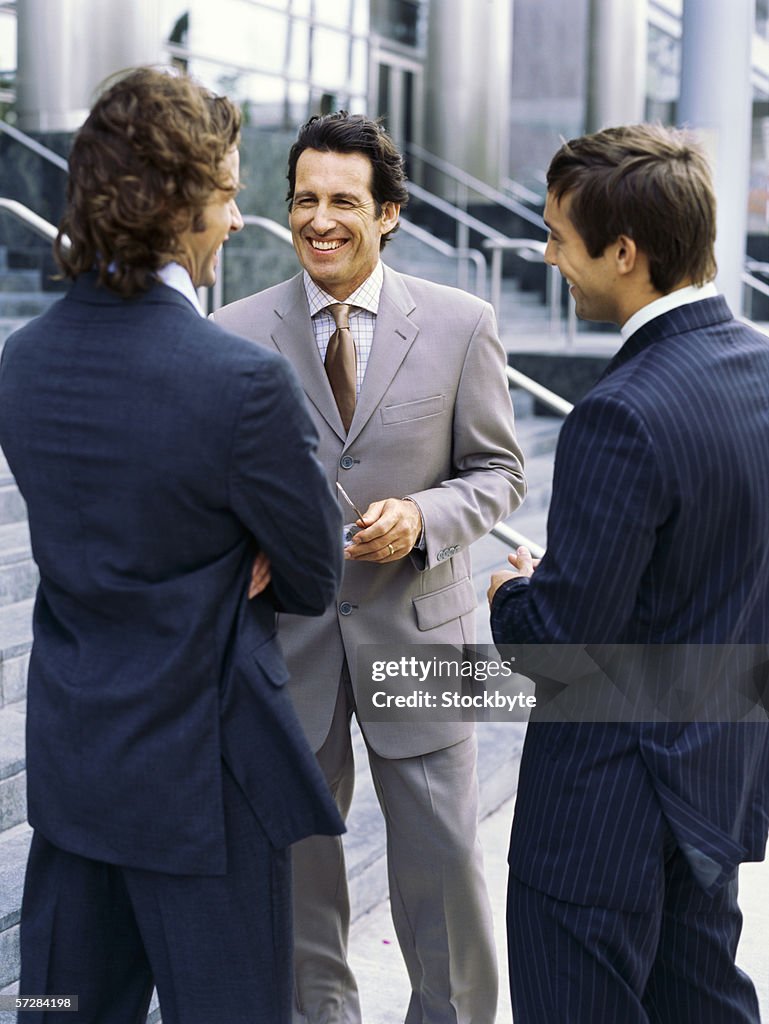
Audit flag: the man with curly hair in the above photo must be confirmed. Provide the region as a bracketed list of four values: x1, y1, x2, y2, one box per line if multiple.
[0, 67, 344, 1024]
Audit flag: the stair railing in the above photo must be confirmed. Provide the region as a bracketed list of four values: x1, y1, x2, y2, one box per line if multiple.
[0, 197, 68, 246]
[406, 180, 509, 294]
[0, 120, 68, 172]
[743, 265, 769, 325]
[489, 367, 572, 557]
[481, 237, 571, 341]
[405, 142, 546, 233]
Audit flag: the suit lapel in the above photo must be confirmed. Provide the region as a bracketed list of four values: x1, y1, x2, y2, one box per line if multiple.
[346, 267, 419, 446]
[270, 275, 346, 439]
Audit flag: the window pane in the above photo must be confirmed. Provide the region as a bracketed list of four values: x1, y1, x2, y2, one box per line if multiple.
[314, 0, 352, 30]
[312, 26, 351, 92]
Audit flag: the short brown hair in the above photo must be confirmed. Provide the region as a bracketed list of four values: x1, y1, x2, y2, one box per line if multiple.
[286, 112, 408, 250]
[56, 67, 241, 297]
[547, 124, 717, 293]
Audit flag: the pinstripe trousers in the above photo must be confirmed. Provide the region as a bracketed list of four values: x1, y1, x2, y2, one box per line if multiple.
[506, 828, 761, 1023]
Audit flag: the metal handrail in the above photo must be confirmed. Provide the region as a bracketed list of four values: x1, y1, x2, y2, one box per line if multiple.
[489, 522, 545, 560]
[407, 181, 511, 292]
[211, 214, 292, 309]
[396, 216, 487, 298]
[407, 181, 507, 243]
[743, 271, 769, 299]
[0, 197, 67, 246]
[742, 271, 769, 325]
[406, 142, 546, 232]
[506, 365, 573, 418]
[500, 175, 545, 207]
[481, 236, 575, 343]
[0, 120, 68, 172]
[487, 371, 572, 558]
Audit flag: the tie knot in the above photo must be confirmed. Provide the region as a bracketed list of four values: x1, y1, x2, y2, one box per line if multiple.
[328, 303, 351, 330]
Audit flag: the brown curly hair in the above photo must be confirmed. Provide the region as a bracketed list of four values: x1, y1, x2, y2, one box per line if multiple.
[55, 66, 241, 298]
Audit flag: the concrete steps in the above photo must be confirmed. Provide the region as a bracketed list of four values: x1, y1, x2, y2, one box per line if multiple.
[0, 264, 40, 1000]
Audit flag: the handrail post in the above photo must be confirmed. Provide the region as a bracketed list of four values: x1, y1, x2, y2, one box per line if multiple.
[566, 292, 577, 347]
[212, 255, 224, 312]
[548, 264, 561, 331]
[490, 244, 502, 315]
[457, 222, 470, 291]
[456, 181, 470, 292]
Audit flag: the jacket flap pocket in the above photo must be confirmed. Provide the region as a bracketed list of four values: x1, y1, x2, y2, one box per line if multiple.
[381, 395, 446, 425]
[413, 577, 477, 631]
[250, 633, 290, 687]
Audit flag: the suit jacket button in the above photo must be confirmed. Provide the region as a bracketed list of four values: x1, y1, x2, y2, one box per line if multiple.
[340, 456, 354, 470]
[339, 601, 353, 616]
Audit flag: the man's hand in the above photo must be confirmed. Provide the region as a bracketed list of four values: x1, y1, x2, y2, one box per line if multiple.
[345, 497, 422, 563]
[487, 546, 539, 605]
[248, 551, 272, 598]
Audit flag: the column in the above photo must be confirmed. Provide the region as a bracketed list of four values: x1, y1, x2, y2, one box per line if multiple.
[679, 0, 754, 314]
[585, 0, 648, 132]
[17, 0, 162, 132]
[423, 0, 512, 188]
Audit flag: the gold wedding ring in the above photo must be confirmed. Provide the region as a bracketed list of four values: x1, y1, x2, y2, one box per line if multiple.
[388, 543, 395, 557]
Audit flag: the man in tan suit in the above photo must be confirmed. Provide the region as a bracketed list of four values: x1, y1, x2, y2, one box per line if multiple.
[214, 112, 525, 1024]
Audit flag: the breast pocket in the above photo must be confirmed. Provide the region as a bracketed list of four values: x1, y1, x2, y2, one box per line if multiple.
[380, 395, 446, 425]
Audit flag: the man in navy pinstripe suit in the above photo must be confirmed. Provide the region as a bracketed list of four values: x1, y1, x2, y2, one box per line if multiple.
[488, 125, 769, 1022]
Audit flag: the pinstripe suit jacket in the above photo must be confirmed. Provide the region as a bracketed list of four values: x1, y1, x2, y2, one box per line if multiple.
[491, 296, 769, 910]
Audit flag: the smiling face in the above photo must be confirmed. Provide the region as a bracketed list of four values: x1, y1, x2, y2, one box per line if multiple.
[289, 148, 400, 300]
[543, 190, 622, 325]
[176, 147, 243, 289]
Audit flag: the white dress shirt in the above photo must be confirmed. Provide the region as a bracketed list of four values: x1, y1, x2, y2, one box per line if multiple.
[621, 282, 719, 343]
[157, 262, 205, 317]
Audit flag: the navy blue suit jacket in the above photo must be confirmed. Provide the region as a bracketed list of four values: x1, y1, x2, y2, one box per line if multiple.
[491, 296, 769, 909]
[0, 273, 345, 875]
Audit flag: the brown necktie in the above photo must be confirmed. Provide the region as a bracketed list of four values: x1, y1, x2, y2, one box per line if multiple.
[324, 303, 357, 432]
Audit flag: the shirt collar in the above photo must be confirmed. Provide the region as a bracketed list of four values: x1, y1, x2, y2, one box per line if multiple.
[157, 262, 205, 317]
[620, 282, 719, 342]
[303, 261, 384, 318]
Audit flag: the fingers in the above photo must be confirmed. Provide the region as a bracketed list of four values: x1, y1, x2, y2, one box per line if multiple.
[345, 497, 421, 563]
[507, 546, 535, 576]
[248, 551, 272, 598]
[488, 546, 537, 604]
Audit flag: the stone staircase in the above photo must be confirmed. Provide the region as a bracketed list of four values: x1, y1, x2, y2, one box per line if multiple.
[0, 445, 35, 1012]
[0, 254, 561, 1019]
[0, 255, 46, 1017]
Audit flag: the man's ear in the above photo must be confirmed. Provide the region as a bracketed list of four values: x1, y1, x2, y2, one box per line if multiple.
[379, 201, 400, 233]
[614, 233, 638, 276]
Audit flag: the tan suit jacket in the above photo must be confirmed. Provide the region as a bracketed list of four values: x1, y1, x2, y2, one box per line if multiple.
[214, 266, 525, 756]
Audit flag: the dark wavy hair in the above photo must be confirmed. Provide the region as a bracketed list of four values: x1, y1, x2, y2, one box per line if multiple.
[55, 66, 241, 298]
[286, 111, 409, 249]
[546, 124, 717, 294]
